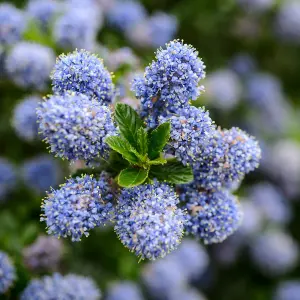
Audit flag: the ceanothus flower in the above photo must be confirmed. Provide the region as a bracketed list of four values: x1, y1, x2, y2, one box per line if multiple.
[229, 53, 256, 77]
[274, 280, 300, 300]
[0, 251, 16, 294]
[26, 0, 62, 29]
[205, 69, 242, 111]
[51, 50, 115, 104]
[250, 230, 298, 276]
[107, 0, 146, 31]
[180, 189, 243, 244]
[23, 235, 64, 272]
[192, 127, 261, 190]
[5, 42, 55, 90]
[132, 40, 206, 127]
[0, 3, 26, 45]
[106, 281, 144, 300]
[147, 12, 178, 48]
[53, 8, 100, 51]
[115, 182, 185, 260]
[22, 155, 61, 194]
[0, 158, 17, 201]
[21, 273, 101, 300]
[167, 288, 207, 300]
[41, 174, 115, 241]
[37, 93, 117, 161]
[159, 106, 215, 165]
[12, 96, 40, 142]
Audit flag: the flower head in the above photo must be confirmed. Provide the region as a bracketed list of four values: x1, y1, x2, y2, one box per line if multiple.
[21, 273, 101, 300]
[37, 93, 117, 161]
[274, 280, 300, 300]
[181, 189, 243, 244]
[51, 50, 115, 104]
[12, 96, 40, 142]
[106, 281, 143, 300]
[0, 251, 16, 294]
[0, 3, 26, 45]
[41, 174, 115, 241]
[5, 42, 55, 90]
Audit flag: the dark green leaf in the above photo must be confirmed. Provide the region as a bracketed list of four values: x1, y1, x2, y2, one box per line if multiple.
[107, 152, 129, 173]
[118, 167, 149, 188]
[114, 103, 143, 148]
[148, 122, 171, 160]
[149, 160, 193, 184]
[105, 136, 139, 164]
[137, 127, 148, 155]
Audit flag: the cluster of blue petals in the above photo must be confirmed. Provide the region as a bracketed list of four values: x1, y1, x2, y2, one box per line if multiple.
[0, 251, 16, 294]
[106, 281, 143, 300]
[37, 93, 117, 161]
[41, 174, 114, 241]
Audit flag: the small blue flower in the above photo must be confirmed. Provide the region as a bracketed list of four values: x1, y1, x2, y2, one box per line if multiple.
[0, 251, 16, 294]
[23, 235, 64, 272]
[22, 155, 61, 193]
[274, 280, 300, 300]
[251, 230, 298, 276]
[106, 281, 144, 300]
[51, 50, 115, 104]
[181, 189, 243, 244]
[147, 12, 178, 48]
[192, 127, 261, 190]
[41, 174, 115, 241]
[5, 42, 55, 90]
[37, 93, 117, 162]
[115, 182, 185, 260]
[132, 40, 206, 127]
[12, 96, 40, 142]
[26, 0, 62, 29]
[0, 3, 26, 46]
[159, 106, 215, 165]
[0, 158, 17, 201]
[205, 69, 242, 111]
[21, 273, 101, 300]
[107, 0, 146, 31]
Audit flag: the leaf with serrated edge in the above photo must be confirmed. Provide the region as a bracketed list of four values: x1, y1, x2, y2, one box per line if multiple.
[105, 136, 139, 164]
[148, 156, 167, 165]
[149, 161, 193, 184]
[118, 167, 149, 187]
[114, 103, 143, 148]
[148, 122, 171, 160]
[137, 127, 148, 155]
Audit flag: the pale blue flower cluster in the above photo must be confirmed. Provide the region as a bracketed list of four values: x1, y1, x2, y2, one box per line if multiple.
[115, 181, 185, 260]
[23, 235, 64, 272]
[180, 189, 243, 244]
[0, 3, 26, 45]
[51, 50, 115, 104]
[12, 96, 40, 142]
[37, 93, 116, 161]
[159, 106, 215, 165]
[5, 42, 55, 90]
[106, 281, 144, 300]
[41, 174, 114, 241]
[132, 40, 206, 127]
[0, 251, 16, 294]
[229, 53, 256, 77]
[21, 273, 101, 300]
[0, 158, 17, 201]
[274, 281, 300, 300]
[22, 155, 61, 193]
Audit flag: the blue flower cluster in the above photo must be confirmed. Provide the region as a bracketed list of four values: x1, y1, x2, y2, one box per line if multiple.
[115, 181, 185, 260]
[37, 92, 116, 161]
[51, 50, 115, 104]
[0, 158, 17, 201]
[21, 273, 101, 299]
[106, 281, 144, 300]
[12, 96, 40, 142]
[0, 251, 16, 294]
[274, 280, 300, 300]
[41, 174, 114, 241]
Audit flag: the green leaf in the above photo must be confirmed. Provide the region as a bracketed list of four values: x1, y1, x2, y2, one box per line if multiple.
[114, 103, 144, 148]
[148, 122, 171, 160]
[148, 156, 167, 165]
[149, 160, 193, 184]
[105, 136, 140, 164]
[137, 127, 148, 155]
[118, 167, 149, 188]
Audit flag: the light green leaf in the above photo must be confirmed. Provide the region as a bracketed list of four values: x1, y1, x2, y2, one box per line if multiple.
[118, 167, 149, 188]
[137, 127, 148, 155]
[148, 156, 167, 165]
